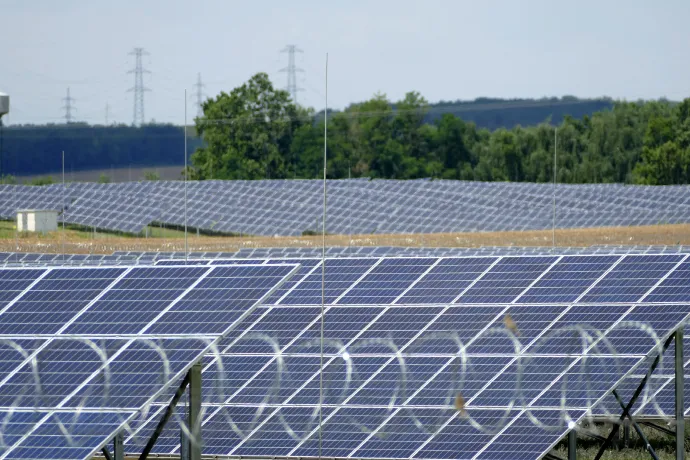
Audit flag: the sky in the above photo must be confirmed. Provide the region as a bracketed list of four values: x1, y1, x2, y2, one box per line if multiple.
[2, 0, 689, 126]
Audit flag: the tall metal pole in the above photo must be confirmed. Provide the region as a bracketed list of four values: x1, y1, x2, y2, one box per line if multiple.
[318, 52, 328, 460]
[62, 150, 65, 260]
[184, 89, 188, 261]
[552, 128, 557, 251]
[676, 326, 685, 460]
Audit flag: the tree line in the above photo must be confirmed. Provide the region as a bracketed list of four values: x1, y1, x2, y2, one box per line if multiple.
[189, 73, 689, 185]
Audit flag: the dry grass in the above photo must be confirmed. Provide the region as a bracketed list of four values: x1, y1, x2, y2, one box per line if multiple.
[0, 223, 688, 255]
[552, 422, 690, 459]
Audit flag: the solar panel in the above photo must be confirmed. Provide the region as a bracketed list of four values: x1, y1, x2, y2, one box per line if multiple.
[120, 254, 690, 459]
[4, 180, 690, 235]
[0, 263, 298, 460]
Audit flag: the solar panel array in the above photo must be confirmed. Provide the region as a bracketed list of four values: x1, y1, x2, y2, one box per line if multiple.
[0, 263, 298, 459]
[2, 180, 690, 235]
[0, 252, 149, 266]
[0, 250, 688, 459]
[124, 253, 690, 459]
[3, 244, 690, 268]
[226, 244, 690, 259]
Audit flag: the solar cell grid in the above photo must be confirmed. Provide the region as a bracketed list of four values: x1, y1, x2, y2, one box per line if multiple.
[280, 258, 379, 305]
[456, 256, 559, 304]
[397, 257, 498, 304]
[517, 255, 622, 304]
[579, 254, 687, 303]
[0, 411, 136, 460]
[0, 263, 299, 460]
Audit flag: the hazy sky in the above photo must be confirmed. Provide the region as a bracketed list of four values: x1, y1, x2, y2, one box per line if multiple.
[3, 0, 689, 125]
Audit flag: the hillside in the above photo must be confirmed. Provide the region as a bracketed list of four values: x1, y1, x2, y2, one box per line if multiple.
[422, 96, 615, 129]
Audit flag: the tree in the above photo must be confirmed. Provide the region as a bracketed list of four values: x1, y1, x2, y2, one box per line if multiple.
[433, 114, 472, 179]
[27, 176, 54, 186]
[144, 171, 160, 181]
[191, 73, 304, 180]
[0, 175, 17, 185]
[98, 173, 111, 184]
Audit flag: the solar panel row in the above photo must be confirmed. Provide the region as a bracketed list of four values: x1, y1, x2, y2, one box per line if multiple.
[5, 245, 690, 268]
[2, 180, 690, 235]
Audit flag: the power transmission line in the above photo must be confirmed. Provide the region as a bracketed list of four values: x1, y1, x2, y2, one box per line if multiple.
[192, 73, 206, 118]
[127, 47, 151, 126]
[280, 45, 304, 104]
[62, 87, 76, 123]
[105, 103, 110, 125]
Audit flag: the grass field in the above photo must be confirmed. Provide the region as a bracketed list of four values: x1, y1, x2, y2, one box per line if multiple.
[552, 423, 689, 459]
[0, 220, 688, 254]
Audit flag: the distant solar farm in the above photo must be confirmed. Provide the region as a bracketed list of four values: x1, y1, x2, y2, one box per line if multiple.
[1, 179, 689, 235]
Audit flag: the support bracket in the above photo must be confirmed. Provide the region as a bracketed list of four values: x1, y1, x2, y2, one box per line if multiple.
[640, 421, 676, 438]
[138, 371, 192, 460]
[181, 362, 202, 460]
[593, 331, 675, 460]
[101, 446, 113, 460]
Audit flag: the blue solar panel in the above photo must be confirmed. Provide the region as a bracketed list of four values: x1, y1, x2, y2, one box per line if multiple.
[410, 409, 522, 459]
[517, 255, 621, 303]
[280, 258, 378, 305]
[0, 269, 49, 308]
[473, 410, 586, 460]
[456, 257, 558, 304]
[579, 254, 685, 303]
[338, 258, 437, 304]
[0, 263, 298, 460]
[2, 411, 136, 460]
[262, 259, 320, 304]
[603, 304, 690, 355]
[397, 257, 497, 304]
[285, 306, 384, 349]
[643, 258, 690, 302]
[536, 356, 642, 409]
[467, 305, 565, 354]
